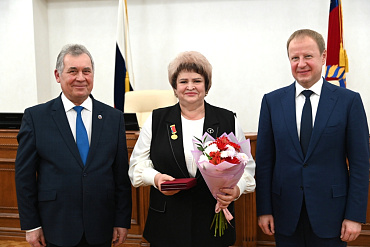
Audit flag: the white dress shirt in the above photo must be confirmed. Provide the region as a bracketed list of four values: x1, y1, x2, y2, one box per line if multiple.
[295, 78, 323, 140]
[61, 93, 92, 145]
[181, 116, 204, 178]
[129, 112, 256, 197]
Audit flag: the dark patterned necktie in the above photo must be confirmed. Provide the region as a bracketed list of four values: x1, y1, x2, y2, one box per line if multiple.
[300, 90, 313, 157]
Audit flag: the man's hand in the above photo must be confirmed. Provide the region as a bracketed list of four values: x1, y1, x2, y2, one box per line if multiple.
[26, 228, 46, 247]
[112, 227, 128, 246]
[341, 219, 362, 242]
[258, 214, 275, 235]
[154, 173, 180, 196]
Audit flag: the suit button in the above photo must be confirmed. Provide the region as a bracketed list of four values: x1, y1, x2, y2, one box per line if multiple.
[303, 163, 308, 168]
[300, 186, 304, 190]
[83, 173, 87, 177]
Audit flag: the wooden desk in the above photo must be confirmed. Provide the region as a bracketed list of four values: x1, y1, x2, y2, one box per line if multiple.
[1, 130, 369, 246]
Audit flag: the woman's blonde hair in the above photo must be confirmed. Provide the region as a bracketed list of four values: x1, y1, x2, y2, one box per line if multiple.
[168, 51, 212, 93]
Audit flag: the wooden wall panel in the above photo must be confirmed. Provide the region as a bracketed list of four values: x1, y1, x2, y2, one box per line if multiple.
[1, 130, 369, 247]
[0, 130, 22, 240]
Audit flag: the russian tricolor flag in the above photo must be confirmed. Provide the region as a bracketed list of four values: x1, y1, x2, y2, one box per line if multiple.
[114, 0, 134, 111]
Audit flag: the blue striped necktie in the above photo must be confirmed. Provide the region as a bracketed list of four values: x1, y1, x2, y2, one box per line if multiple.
[300, 90, 313, 157]
[74, 106, 89, 165]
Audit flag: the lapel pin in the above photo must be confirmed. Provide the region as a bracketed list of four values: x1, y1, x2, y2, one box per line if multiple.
[98, 115, 103, 119]
[170, 124, 178, 140]
[207, 128, 214, 134]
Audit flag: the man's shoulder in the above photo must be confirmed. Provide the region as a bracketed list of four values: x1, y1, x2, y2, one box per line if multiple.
[25, 97, 60, 113]
[323, 80, 360, 98]
[263, 83, 294, 100]
[270, 83, 293, 94]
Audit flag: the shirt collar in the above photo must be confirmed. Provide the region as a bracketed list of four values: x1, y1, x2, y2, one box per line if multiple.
[295, 77, 323, 98]
[61, 93, 93, 112]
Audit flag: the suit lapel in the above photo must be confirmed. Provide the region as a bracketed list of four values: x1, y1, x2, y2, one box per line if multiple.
[51, 96, 84, 168]
[194, 102, 220, 177]
[164, 102, 223, 178]
[305, 80, 338, 159]
[203, 102, 220, 138]
[86, 98, 104, 167]
[280, 83, 303, 158]
[165, 104, 189, 177]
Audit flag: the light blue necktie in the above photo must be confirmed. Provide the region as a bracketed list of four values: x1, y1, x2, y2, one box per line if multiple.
[74, 106, 89, 165]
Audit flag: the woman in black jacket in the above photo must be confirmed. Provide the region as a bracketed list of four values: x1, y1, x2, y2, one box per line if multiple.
[129, 51, 255, 247]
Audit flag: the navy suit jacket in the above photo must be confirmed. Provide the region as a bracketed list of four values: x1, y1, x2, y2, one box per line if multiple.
[15, 95, 132, 246]
[256, 80, 369, 238]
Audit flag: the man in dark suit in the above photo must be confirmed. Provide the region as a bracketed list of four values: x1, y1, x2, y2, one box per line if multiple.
[15, 44, 132, 247]
[256, 29, 369, 246]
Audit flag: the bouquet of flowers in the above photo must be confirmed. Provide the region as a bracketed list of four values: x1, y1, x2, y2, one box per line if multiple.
[192, 132, 252, 237]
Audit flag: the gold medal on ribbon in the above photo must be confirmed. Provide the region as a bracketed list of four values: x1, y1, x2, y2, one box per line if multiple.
[170, 124, 178, 140]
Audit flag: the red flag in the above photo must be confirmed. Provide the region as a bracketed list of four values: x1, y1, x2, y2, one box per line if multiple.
[325, 0, 348, 88]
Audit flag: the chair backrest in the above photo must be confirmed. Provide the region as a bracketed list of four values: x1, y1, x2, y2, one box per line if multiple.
[124, 90, 177, 128]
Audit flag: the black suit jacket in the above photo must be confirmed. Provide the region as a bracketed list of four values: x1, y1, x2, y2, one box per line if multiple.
[143, 102, 236, 247]
[15, 95, 132, 246]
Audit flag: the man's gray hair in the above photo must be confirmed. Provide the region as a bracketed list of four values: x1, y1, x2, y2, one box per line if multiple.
[55, 44, 94, 74]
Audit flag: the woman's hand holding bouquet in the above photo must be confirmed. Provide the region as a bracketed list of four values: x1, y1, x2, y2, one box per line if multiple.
[192, 132, 252, 237]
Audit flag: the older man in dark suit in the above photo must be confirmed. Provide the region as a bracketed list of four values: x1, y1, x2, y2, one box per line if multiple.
[256, 29, 369, 246]
[15, 44, 132, 247]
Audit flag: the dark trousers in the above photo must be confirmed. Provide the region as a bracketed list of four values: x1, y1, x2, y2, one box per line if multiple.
[275, 200, 347, 247]
[47, 233, 112, 247]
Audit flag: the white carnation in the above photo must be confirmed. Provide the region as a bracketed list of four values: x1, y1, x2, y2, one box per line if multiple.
[204, 143, 219, 155]
[236, 153, 249, 164]
[220, 145, 236, 158]
[198, 155, 209, 163]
